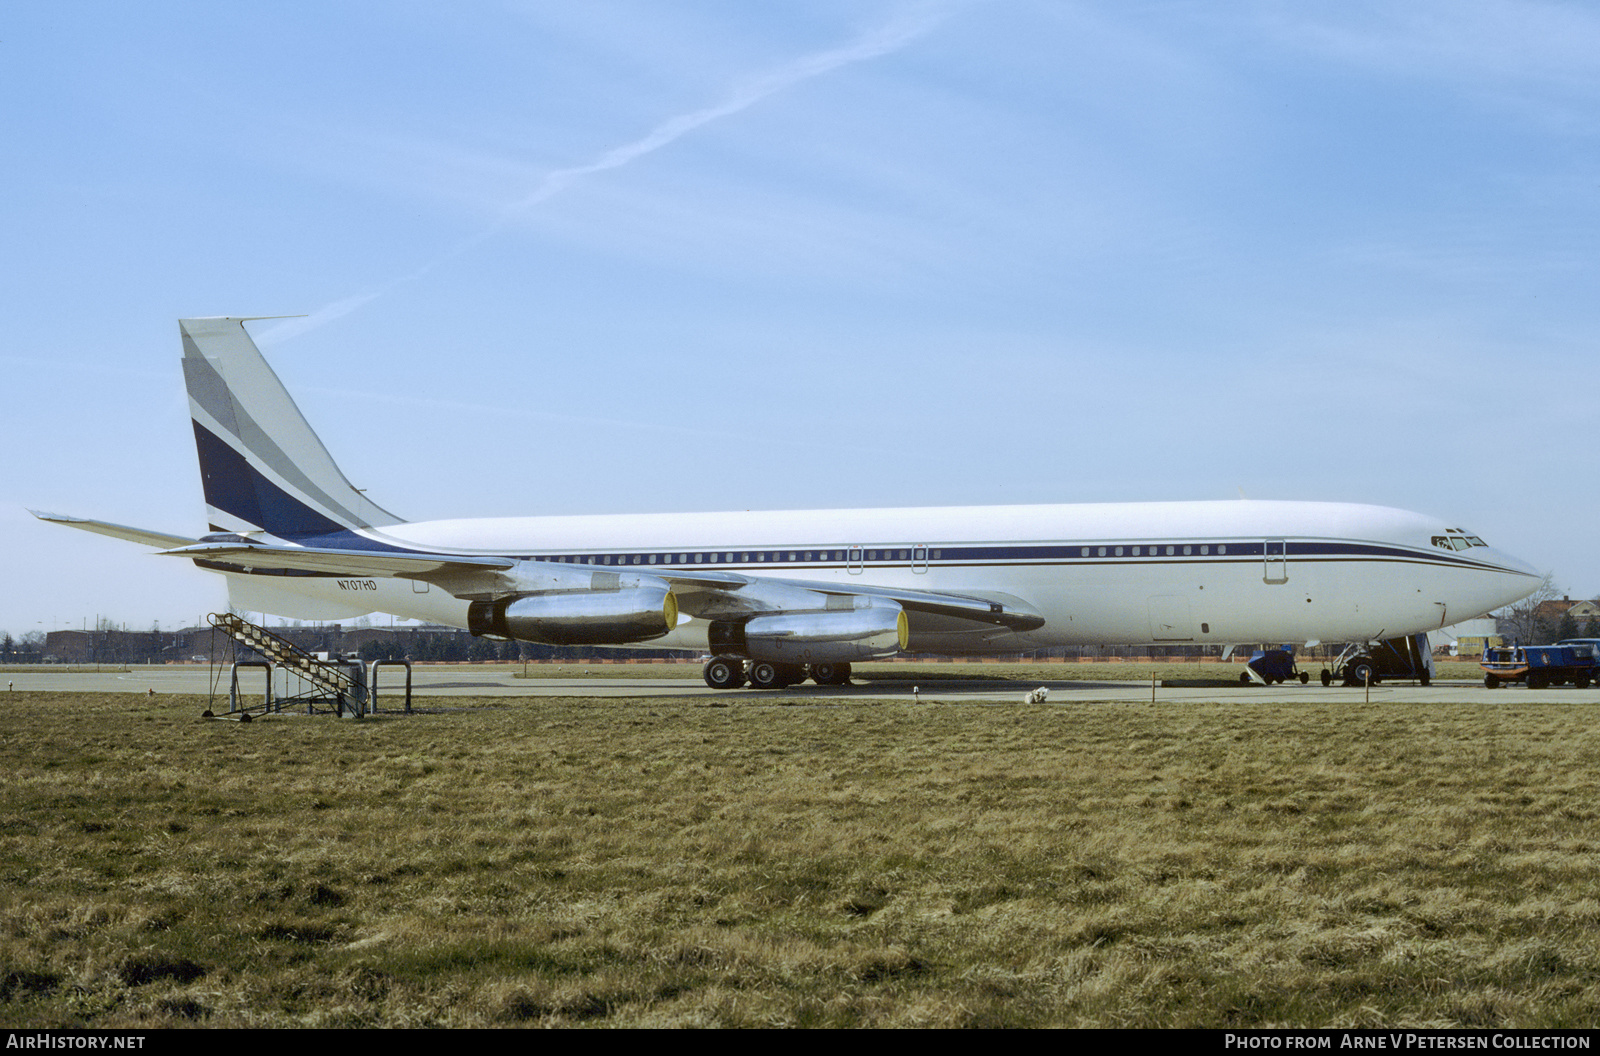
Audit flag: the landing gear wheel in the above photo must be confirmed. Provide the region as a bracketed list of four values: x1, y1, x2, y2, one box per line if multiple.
[774, 662, 807, 687]
[1240, 672, 1251, 684]
[1320, 670, 1332, 687]
[748, 660, 785, 690]
[1299, 672, 1310, 684]
[703, 657, 746, 690]
[1346, 660, 1375, 687]
[1485, 673, 1500, 689]
[1577, 674, 1592, 690]
[811, 662, 852, 686]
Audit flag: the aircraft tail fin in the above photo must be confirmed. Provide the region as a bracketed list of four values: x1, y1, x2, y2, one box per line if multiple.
[180, 317, 404, 538]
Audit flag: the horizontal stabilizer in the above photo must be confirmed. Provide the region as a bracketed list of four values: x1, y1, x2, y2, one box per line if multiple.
[158, 541, 514, 579]
[30, 510, 198, 550]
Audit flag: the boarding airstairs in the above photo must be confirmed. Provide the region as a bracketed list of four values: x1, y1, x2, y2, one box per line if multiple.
[206, 612, 369, 719]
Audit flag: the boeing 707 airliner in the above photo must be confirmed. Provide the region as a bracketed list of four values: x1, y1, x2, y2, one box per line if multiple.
[34, 317, 1542, 689]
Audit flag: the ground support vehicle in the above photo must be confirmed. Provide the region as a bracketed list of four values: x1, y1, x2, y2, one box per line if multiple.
[1242, 647, 1310, 685]
[1321, 633, 1434, 687]
[1481, 644, 1596, 688]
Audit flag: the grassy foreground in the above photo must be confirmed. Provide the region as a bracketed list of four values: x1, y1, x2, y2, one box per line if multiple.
[3, 691, 1599, 1028]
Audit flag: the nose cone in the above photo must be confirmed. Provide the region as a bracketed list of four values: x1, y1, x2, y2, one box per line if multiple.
[1476, 547, 1544, 612]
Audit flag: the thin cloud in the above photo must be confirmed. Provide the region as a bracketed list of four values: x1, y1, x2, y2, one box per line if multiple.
[296, 383, 863, 460]
[259, 5, 953, 346]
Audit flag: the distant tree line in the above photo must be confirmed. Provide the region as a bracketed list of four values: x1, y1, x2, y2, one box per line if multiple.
[1519, 610, 1600, 646]
[2, 624, 186, 665]
[1492, 577, 1600, 645]
[0, 632, 46, 663]
[9, 595, 1597, 666]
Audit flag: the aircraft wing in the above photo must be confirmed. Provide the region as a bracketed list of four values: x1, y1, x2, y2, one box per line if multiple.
[151, 539, 1044, 632]
[652, 567, 1044, 631]
[809, 581, 1043, 631]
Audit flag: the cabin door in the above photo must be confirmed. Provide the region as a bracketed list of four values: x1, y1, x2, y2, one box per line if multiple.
[1263, 538, 1288, 584]
[1148, 596, 1194, 641]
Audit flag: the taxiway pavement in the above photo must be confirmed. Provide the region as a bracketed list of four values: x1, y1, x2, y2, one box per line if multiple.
[5, 666, 1593, 706]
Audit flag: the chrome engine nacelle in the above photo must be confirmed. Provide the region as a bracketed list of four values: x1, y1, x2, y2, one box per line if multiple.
[709, 598, 908, 663]
[468, 583, 678, 645]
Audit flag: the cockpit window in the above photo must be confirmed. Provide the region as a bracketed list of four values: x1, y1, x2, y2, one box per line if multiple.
[1433, 531, 1489, 551]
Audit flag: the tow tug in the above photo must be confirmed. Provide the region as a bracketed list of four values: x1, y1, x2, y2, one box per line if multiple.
[1481, 644, 1596, 689]
[1241, 646, 1311, 685]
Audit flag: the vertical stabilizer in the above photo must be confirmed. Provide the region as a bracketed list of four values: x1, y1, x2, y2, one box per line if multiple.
[181, 317, 403, 537]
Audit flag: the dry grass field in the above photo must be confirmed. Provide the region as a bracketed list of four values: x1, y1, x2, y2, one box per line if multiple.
[4, 687, 1600, 1028]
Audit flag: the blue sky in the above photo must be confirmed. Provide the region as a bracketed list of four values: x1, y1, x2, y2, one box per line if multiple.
[4, 0, 1597, 636]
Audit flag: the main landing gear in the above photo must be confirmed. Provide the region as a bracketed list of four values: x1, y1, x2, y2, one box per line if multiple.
[701, 657, 852, 689]
[701, 657, 746, 689]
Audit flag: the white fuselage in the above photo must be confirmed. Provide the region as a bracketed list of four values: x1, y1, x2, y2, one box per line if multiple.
[220, 499, 1540, 651]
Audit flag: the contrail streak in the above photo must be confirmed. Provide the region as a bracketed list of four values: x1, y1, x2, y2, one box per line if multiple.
[260, 6, 951, 345]
[505, 8, 946, 216]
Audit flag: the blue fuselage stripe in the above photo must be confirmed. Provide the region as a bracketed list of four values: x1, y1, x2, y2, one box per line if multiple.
[261, 531, 1518, 577]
